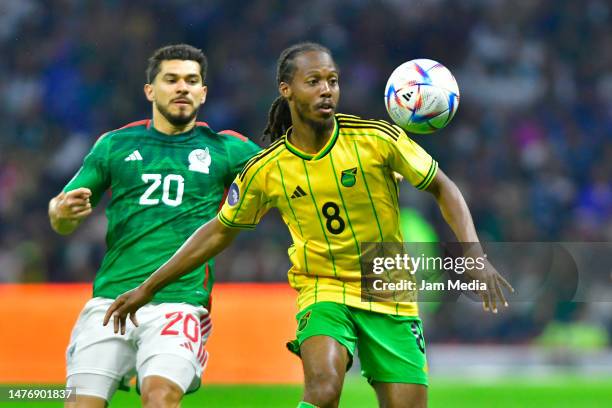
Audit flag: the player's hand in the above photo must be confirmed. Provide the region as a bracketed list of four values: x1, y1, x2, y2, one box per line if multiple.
[53, 188, 93, 220]
[465, 257, 514, 314]
[102, 286, 153, 335]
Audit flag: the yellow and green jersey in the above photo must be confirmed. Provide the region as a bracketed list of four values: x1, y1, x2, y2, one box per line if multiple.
[219, 113, 438, 316]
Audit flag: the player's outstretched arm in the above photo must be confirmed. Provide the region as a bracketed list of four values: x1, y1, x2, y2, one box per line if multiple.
[48, 188, 93, 235]
[425, 169, 514, 313]
[103, 217, 240, 334]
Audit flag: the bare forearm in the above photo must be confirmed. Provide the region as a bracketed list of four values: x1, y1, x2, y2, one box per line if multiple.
[425, 170, 514, 312]
[141, 217, 239, 293]
[437, 182, 478, 241]
[427, 170, 480, 244]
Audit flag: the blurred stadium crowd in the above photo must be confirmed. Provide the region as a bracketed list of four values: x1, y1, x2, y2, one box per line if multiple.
[0, 0, 610, 341]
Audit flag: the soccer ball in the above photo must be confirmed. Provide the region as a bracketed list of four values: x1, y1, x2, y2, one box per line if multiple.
[384, 59, 459, 134]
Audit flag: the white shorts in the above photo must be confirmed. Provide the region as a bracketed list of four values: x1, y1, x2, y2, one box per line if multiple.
[66, 297, 211, 400]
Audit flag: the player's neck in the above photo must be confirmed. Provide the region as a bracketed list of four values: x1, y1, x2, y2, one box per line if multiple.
[152, 111, 196, 135]
[289, 118, 334, 155]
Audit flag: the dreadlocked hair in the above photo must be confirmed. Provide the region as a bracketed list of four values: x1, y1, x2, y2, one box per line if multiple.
[262, 42, 333, 142]
[262, 96, 291, 142]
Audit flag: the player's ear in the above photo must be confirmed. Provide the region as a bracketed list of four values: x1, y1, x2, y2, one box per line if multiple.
[199, 85, 207, 105]
[144, 84, 154, 102]
[279, 82, 291, 100]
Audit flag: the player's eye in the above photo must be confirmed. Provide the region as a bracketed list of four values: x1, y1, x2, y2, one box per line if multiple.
[329, 78, 338, 86]
[307, 79, 318, 86]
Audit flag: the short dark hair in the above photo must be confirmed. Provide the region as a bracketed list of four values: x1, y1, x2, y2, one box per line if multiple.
[146, 44, 208, 83]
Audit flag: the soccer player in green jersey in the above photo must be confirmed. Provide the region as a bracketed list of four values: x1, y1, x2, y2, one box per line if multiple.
[103, 43, 513, 408]
[48, 44, 260, 408]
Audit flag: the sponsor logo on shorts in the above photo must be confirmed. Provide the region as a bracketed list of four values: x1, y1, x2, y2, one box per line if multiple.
[298, 311, 311, 331]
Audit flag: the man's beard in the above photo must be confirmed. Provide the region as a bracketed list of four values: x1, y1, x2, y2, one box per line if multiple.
[156, 102, 199, 127]
[295, 100, 335, 135]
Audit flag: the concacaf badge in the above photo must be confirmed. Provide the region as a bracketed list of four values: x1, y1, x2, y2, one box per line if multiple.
[188, 148, 211, 174]
[227, 182, 240, 206]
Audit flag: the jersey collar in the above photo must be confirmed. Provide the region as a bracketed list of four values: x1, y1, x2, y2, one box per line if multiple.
[148, 119, 200, 142]
[284, 117, 339, 161]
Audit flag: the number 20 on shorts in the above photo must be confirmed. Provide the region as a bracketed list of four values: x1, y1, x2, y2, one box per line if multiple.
[161, 311, 200, 343]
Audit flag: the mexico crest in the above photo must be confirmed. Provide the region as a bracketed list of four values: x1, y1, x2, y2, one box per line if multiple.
[188, 148, 211, 174]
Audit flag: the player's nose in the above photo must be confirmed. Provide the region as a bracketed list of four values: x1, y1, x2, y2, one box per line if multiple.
[319, 81, 332, 96]
[175, 79, 189, 92]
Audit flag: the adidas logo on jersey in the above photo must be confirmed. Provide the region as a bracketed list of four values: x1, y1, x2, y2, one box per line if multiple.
[124, 150, 143, 161]
[291, 186, 307, 199]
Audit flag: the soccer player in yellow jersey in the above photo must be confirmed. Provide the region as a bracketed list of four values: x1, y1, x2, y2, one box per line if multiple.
[104, 42, 513, 408]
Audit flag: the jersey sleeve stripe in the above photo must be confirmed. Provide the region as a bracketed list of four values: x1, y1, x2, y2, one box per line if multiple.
[341, 118, 401, 139]
[337, 117, 401, 140]
[335, 113, 360, 119]
[337, 115, 401, 133]
[340, 123, 399, 142]
[415, 160, 438, 190]
[218, 129, 248, 142]
[238, 139, 284, 181]
[217, 212, 256, 229]
[119, 119, 150, 129]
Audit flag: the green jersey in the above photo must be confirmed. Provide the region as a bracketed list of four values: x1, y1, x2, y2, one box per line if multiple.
[64, 119, 261, 307]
